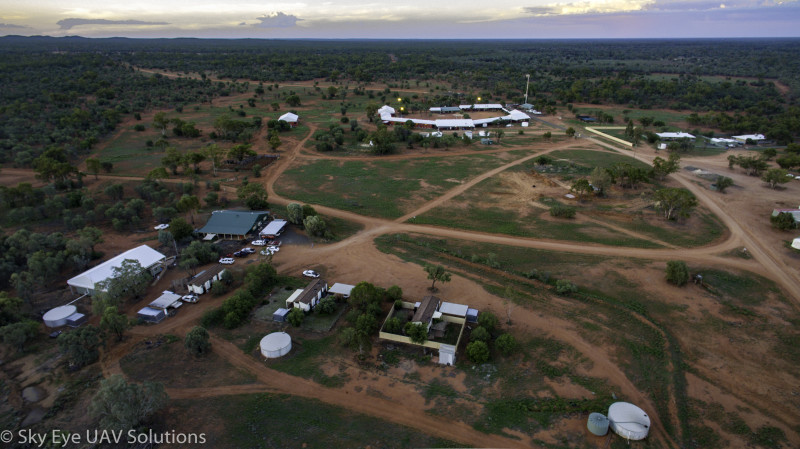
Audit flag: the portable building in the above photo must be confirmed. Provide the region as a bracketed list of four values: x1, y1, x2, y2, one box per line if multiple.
[137, 307, 166, 323]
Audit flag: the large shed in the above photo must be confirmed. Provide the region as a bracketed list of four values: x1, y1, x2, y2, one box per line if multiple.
[198, 210, 270, 240]
[260, 332, 292, 358]
[43, 305, 77, 328]
[608, 402, 650, 440]
[67, 245, 166, 296]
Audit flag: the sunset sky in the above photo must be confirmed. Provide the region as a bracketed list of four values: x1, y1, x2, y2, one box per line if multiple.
[1, 0, 798, 38]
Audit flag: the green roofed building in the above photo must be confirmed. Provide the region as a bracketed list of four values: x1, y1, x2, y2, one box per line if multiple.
[198, 210, 270, 240]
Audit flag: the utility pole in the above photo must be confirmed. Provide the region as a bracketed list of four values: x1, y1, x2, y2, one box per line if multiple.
[524, 74, 531, 105]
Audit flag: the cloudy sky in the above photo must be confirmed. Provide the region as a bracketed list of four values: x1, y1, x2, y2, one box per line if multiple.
[0, 0, 798, 38]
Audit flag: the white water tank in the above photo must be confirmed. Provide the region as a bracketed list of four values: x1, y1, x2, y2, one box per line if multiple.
[608, 402, 650, 440]
[43, 305, 77, 328]
[260, 332, 292, 358]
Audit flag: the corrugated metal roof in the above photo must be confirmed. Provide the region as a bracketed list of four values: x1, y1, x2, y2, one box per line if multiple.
[67, 245, 166, 292]
[199, 210, 270, 236]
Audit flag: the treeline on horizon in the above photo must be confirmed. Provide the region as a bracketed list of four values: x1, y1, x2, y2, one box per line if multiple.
[1, 36, 800, 168]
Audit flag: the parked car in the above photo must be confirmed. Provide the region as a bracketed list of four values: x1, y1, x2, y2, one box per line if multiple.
[154, 223, 169, 230]
[269, 240, 282, 247]
[303, 270, 320, 278]
[219, 257, 235, 264]
[49, 330, 62, 338]
[181, 294, 198, 303]
[260, 247, 277, 256]
[251, 239, 267, 246]
[242, 247, 256, 254]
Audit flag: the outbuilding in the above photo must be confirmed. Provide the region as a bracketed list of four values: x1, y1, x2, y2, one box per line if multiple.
[67, 245, 166, 296]
[791, 238, 800, 250]
[278, 112, 299, 127]
[656, 132, 695, 141]
[329, 283, 355, 298]
[137, 307, 166, 324]
[260, 332, 292, 358]
[149, 291, 183, 310]
[259, 219, 288, 239]
[66, 312, 87, 327]
[273, 308, 290, 322]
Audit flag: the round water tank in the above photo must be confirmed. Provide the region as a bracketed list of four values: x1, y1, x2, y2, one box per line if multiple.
[587, 412, 609, 436]
[43, 305, 77, 328]
[260, 332, 292, 358]
[608, 402, 650, 440]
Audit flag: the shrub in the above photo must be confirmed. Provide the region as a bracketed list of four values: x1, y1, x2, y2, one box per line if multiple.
[404, 322, 428, 344]
[477, 312, 499, 333]
[666, 260, 690, 286]
[470, 326, 491, 343]
[466, 341, 490, 363]
[550, 204, 576, 218]
[185, 326, 210, 356]
[317, 297, 337, 315]
[386, 285, 403, 302]
[496, 334, 518, 356]
[384, 317, 403, 334]
[555, 279, 578, 295]
[771, 212, 796, 231]
[288, 308, 305, 327]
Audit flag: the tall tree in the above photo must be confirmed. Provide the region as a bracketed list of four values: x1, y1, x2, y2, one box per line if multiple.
[185, 326, 211, 356]
[152, 112, 169, 136]
[424, 264, 451, 291]
[761, 168, 791, 189]
[653, 188, 698, 220]
[176, 194, 201, 224]
[203, 144, 226, 177]
[90, 374, 168, 431]
[86, 157, 102, 179]
[100, 306, 129, 341]
[236, 183, 269, 210]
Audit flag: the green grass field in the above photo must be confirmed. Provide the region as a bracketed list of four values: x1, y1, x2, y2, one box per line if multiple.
[274, 151, 529, 219]
[167, 393, 464, 449]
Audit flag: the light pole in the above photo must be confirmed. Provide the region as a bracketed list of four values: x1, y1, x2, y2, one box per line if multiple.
[524, 74, 531, 105]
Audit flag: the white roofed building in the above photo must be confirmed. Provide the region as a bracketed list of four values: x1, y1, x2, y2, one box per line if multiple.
[259, 219, 288, 239]
[733, 134, 766, 143]
[278, 112, 299, 127]
[67, 245, 166, 296]
[656, 132, 695, 141]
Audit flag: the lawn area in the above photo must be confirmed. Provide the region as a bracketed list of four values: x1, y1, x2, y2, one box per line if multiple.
[267, 336, 349, 387]
[166, 393, 464, 449]
[274, 151, 530, 219]
[414, 203, 661, 248]
[119, 337, 256, 388]
[546, 148, 650, 170]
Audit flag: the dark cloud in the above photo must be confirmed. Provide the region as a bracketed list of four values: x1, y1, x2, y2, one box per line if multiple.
[253, 12, 302, 28]
[57, 19, 170, 30]
[523, 6, 561, 15]
[0, 23, 29, 29]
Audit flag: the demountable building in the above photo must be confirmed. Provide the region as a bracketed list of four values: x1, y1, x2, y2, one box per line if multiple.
[260, 332, 292, 358]
[43, 305, 77, 328]
[608, 402, 650, 440]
